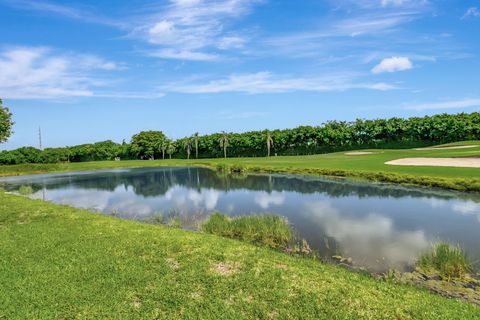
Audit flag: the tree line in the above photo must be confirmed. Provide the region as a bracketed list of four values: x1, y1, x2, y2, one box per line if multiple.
[1, 112, 480, 165]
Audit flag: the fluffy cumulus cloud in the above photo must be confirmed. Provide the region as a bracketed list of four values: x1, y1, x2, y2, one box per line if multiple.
[0, 46, 122, 99]
[371, 56, 413, 74]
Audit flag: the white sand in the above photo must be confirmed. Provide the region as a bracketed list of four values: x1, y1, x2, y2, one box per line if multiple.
[414, 145, 478, 151]
[385, 157, 480, 168]
[344, 151, 377, 155]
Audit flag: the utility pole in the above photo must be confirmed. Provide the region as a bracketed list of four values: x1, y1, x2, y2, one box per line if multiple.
[38, 126, 43, 150]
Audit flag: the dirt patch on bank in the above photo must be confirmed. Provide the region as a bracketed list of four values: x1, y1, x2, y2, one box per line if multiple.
[211, 261, 239, 276]
[386, 157, 480, 168]
[415, 145, 479, 151]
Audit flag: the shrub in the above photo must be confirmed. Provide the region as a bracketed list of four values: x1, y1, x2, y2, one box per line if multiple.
[229, 164, 246, 174]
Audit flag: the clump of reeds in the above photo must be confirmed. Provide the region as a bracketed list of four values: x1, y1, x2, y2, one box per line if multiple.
[18, 185, 33, 195]
[202, 213, 293, 250]
[418, 242, 472, 280]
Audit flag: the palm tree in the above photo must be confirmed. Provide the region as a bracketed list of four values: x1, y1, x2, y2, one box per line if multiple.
[193, 132, 200, 159]
[219, 131, 229, 158]
[166, 141, 176, 159]
[184, 138, 192, 159]
[266, 131, 274, 157]
[159, 139, 167, 160]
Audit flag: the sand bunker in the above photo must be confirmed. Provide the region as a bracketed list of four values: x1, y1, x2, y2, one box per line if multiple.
[386, 157, 480, 168]
[344, 151, 377, 155]
[414, 145, 478, 151]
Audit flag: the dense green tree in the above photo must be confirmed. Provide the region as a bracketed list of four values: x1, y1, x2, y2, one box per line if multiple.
[130, 131, 166, 159]
[40, 148, 70, 163]
[0, 99, 14, 143]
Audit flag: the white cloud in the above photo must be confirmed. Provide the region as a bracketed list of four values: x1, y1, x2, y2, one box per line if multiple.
[337, 0, 428, 9]
[134, 0, 260, 60]
[254, 192, 285, 209]
[162, 71, 396, 94]
[0, 46, 125, 100]
[217, 36, 247, 50]
[165, 186, 220, 211]
[371, 56, 413, 74]
[405, 98, 480, 111]
[188, 189, 220, 210]
[2, 0, 124, 28]
[303, 201, 429, 271]
[463, 7, 480, 19]
[381, 0, 410, 6]
[148, 49, 218, 61]
[452, 201, 480, 223]
[336, 15, 414, 37]
[260, 11, 421, 62]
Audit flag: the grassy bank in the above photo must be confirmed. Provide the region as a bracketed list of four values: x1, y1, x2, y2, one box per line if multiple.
[0, 192, 479, 319]
[1, 141, 479, 192]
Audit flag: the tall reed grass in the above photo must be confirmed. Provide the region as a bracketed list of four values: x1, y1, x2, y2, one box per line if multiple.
[418, 242, 472, 280]
[202, 213, 293, 250]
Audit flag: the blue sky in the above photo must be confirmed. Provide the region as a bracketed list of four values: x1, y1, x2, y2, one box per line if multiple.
[1, 0, 479, 149]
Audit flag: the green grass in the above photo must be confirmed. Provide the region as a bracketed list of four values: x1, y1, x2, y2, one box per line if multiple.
[1, 141, 479, 192]
[202, 213, 293, 250]
[419, 243, 472, 280]
[1, 192, 479, 319]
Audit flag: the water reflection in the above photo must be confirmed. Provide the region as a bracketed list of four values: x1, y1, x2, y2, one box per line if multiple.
[302, 201, 429, 271]
[254, 191, 286, 209]
[1, 167, 479, 272]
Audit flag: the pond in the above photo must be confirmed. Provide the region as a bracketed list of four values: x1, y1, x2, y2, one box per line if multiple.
[1, 166, 479, 273]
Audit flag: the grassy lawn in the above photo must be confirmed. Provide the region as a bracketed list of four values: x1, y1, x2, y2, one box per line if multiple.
[1, 141, 479, 191]
[1, 191, 479, 319]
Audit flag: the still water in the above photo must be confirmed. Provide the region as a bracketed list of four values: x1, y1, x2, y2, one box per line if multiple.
[2, 167, 479, 272]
